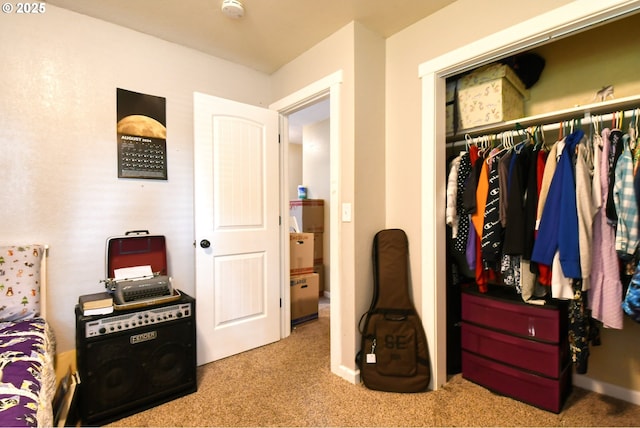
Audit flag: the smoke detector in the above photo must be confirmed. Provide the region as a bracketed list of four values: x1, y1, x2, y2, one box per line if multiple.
[221, 0, 245, 19]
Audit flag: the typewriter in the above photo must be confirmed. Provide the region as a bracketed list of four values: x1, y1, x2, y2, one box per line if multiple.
[104, 231, 180, 310]
[104, 273, 180, 310]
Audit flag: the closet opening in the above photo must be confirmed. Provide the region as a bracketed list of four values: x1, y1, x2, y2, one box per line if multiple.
[419, 0, 640, 396]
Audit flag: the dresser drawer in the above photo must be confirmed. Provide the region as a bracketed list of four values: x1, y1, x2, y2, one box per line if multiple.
[462, 290, 565, 343]
[461, 321, 568, 378]
[462, 350, 572, 413]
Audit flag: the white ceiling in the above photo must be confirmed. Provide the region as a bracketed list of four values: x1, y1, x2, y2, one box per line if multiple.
[45, 0, 456, 75]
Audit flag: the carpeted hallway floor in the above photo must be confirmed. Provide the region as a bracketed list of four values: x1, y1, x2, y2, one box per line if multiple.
[109, 298, 640, 427]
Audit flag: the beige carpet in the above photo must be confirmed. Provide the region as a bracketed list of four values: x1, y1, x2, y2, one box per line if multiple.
[109, 299, 640, 427]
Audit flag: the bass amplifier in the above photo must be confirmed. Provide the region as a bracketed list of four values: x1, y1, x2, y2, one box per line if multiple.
[75, 290, 197, 426]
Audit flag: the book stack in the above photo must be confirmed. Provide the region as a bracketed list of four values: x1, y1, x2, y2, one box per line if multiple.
[79, 291, 114, 316]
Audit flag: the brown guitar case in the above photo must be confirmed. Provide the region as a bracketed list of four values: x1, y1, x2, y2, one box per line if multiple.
[357, 229, 431, 392]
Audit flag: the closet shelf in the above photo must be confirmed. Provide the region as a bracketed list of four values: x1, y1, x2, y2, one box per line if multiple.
[446, 94, 640, 144]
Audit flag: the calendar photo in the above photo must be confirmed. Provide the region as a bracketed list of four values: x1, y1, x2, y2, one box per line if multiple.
[116, 88, 168, 180]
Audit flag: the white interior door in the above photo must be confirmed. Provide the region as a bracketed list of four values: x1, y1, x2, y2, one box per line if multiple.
[194, 92, 280, 366]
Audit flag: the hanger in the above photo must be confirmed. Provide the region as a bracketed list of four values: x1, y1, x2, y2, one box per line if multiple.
[525, 126, 533, 146]
[485, 131, 512, 163]
[612, 110, 624, 129]
[592, 114, 601, 135]
[591, 114, 604, 149]
[464, 133, 473, 152]
[631, 108, 640, 167]
[629, 109, 637, 151]
[514, 127, 530, 153]
[534, 125, 552, 151]
[479, 135, 492, 161]
[568, 118, 583, 138]
[558, 120, 564, 141]
[482, 134, 497, 158]
[528, 126, 539, 149]
[519, 125, 533, 145]
[514, 123, 529, 144]
[619, 110, 624, 129]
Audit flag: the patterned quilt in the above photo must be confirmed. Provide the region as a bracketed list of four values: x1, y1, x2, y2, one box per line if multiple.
[0, 318, 55, 427]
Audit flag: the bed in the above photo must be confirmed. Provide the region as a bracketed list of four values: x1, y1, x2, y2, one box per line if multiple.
[0, 245, 56, 427]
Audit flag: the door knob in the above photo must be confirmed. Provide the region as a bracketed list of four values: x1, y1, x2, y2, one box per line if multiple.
[200, 239, 211, 248]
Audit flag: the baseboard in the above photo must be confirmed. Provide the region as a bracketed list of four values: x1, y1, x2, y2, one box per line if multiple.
[573, 374, 640, 406]
[333, 363, 359, 385]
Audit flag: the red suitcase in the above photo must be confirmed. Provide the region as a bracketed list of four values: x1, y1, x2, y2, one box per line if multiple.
[105, 230, 180, 309]
[106, 230, 168, 278]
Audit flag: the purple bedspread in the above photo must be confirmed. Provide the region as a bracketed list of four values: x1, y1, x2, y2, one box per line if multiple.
[0, 318, 53, 427]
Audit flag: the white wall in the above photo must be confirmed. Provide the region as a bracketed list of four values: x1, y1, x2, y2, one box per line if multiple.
[0, 5, 271, 352]
[272, 24, 358, 378]
[288, 144, 303, 201]
[302, 119, 330, 201]
[303, 119, 331, 292]
[271, 21, 386, 379]
[352, 25, 386, 339]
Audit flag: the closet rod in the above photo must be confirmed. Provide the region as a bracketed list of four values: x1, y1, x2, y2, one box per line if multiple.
[448, 107, 639, 149]
[446, 93, 640, 146]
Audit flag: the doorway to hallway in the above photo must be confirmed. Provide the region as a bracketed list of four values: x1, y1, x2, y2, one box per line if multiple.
[287, 98, 331, 304]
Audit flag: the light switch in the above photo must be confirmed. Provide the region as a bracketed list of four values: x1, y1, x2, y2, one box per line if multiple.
[342, 203, 352, 222]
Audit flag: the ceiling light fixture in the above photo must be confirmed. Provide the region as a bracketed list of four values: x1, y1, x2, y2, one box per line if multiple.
[221, 0, 245, 19]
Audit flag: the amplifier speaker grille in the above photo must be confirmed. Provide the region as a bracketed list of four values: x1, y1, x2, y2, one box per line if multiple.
[76, 298, 197, 426]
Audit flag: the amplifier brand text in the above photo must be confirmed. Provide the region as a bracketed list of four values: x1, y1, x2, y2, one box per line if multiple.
[130, 331, 157, 344]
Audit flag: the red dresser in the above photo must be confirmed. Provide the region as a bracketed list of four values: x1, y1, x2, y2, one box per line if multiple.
[461, 286, 572, 413]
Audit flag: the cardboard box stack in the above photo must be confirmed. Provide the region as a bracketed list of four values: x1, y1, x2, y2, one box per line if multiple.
[290, 199, 325, 296]
[289, 232, 318, 326]
[289, 270, 319, 326]
[289, 199, 325, 326]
